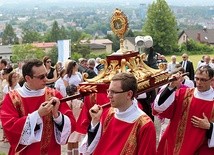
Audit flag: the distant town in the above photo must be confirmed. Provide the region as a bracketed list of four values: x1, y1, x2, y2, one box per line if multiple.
[0, 1, 214, 42]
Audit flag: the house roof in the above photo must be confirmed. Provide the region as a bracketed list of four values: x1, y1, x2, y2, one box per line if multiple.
[180, 29, 214, 44]
[80, 39, 112, 44]
[32, 42, 57, 48]
[0, 45, 12, 54]
[89, 43, 106, 49]
[125, 37, 135, 45]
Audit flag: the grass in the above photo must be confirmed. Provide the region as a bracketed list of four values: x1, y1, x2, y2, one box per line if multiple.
[165, 54, 214, 70]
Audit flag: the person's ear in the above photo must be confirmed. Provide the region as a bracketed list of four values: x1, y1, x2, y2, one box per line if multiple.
[127, 90, 133, 99]
[25, 75, 32, 82]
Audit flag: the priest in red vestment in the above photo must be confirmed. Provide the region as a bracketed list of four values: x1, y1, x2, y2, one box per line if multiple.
[153, 66, 214, 155]
[1, 59, 76, 155]
[79, 72, 156, 155]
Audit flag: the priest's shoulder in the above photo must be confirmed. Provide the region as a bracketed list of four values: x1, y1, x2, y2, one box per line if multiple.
[137, 114, 153, 126]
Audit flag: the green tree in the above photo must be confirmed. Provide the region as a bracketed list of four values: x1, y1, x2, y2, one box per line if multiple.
[60, 26, 67, 40]
[11, 44, 45, 63]
[46, 46, 58, 64]
[105, 34, 120, 52]
[2, 24, 18, 45]
[45, 21, 62, 42]
[67, 27, 92, 43]
[71, 43, 91, 58]
[71, 52, 82, 61]
[125, 29, 135, 37]
[143, 0, 178, 54]
[22, 29, 43, 43]
[20, 19, 48, 32]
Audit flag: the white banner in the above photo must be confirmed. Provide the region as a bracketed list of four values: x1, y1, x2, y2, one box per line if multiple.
[57, 40, 71, 63]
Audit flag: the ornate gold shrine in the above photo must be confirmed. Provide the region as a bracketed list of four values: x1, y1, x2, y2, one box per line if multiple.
[80, 8, 170, 95]
[110, 8, 128, 54]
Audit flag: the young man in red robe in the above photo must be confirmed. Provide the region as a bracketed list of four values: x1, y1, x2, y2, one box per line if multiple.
[79, 72, 156, 155]
[153, 65, 214, 155]
[1, 59, 76, 155]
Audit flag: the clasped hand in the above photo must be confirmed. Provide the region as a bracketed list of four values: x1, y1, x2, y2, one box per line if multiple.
[89, 104, 103, 126]
[38, 97, 60, 118]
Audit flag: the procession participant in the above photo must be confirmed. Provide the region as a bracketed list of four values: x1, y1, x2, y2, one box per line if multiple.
[1, 59, 76, 155]
[79, 72, 156, 155]
[153, 65, 214, 154]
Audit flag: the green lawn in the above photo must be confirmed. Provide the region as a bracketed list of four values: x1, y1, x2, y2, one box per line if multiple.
[165, 54, 214, 70]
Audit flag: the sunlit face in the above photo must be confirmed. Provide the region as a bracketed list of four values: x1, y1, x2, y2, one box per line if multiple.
[45, 59, 52, 67]
[74, 64, 78, 72]
[26, 65, 48, 90]
[204, 56, 210, 64]
[82, 61, 87, 68]
[172, 57, 176, 63]
[182, 54, 188, 61]
[195, 71, 212, 92]
[12, 73, 19, 84]
[107, 80, 133, 111]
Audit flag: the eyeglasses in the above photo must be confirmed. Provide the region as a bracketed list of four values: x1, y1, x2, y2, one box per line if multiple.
[32, 73, 48, 80]
[106, 89, 128, 95]
[46, 61, 51, 63]
[195, 77, 211, 83]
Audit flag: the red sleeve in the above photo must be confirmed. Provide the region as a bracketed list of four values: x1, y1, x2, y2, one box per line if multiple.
[153, 88, 187, 119]
[1, 94, 26, 151]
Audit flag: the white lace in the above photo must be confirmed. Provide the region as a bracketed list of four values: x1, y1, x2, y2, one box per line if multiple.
[54, 115, 71, 145]
[19, 111, 43, 145]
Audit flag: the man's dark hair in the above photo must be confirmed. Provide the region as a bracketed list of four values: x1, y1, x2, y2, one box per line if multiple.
[0, 59, 7, 66]
[66, 84, 77, 96]
[196, 65, 214, 79]
[111, 72, 137, 99]
[22, 59, 43, 80]
[3, 66, 13, 74]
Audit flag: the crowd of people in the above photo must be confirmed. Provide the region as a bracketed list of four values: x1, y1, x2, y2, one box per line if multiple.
[0, 53, 213, 155]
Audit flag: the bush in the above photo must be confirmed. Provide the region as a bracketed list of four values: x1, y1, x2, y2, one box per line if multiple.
[180, 39, 214, 55]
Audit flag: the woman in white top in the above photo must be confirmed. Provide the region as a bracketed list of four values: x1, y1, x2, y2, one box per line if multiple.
[63, 60, 82, 86]
[54, 69, 68, 97]
[1, 71, 20, 143]
[3, 72, 20, 96]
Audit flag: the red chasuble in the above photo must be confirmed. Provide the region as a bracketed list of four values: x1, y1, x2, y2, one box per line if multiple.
[1, 87, 76, 155]
[76, 93, 110, 134]
[154, 88, 214, 155]
[92, 108, 156, 155]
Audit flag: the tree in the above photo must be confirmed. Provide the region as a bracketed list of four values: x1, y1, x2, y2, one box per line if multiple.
[105, 34, 120, 52]
[11, 44, 45, 63]
[22, 29, 43, 43]
[60, 26, 67, 40]
[46, 46, 58, 64]
[2, 24, 18, 45]
[45, 21, 62, 42]
[71, 43, 91, 58]
[125, 29, 135, 37]
[143, 0, 178, 54]
[20, 19, 48, 32]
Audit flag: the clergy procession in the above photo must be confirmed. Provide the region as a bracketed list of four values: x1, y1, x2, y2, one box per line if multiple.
[0, 51, 213, 155]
